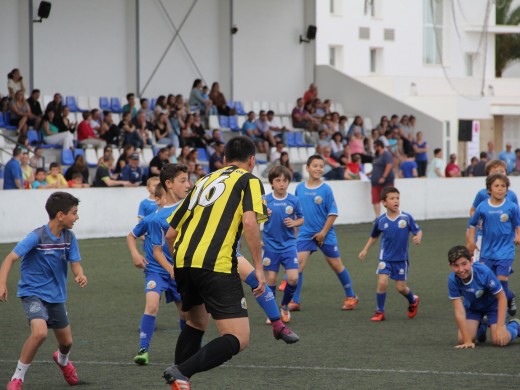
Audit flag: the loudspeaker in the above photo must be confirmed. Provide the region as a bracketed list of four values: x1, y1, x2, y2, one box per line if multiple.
[37, 1, 51, 19]
[306, 25, 317, 40]
[458, 119, 473, 142]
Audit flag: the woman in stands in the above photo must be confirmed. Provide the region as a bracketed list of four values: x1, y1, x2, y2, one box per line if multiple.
[7, 68, 25, 99]
[154, 113, 177, 146]
[153, 95, 169, 123]
[177, 145, 190, 165]
[64, 154, 89, 184]
[20, 150, 34, 189]
[115, 144, 135, 176]
[273, 151, 302, 182]
[208, 82, 235, 116]
[55, 105, 77, 134]
[40, 110, 74, 151]
[119, 112, 143, 149]
[189, 79, 212, 118]
[330, 131, 345, 159]
[9, 90, 33, 136]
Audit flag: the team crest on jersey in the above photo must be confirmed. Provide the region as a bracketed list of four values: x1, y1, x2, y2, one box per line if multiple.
[475, 290, 484, 299]
[146, 280, 157, 289]
[500, 213, 509, 223]
[314, 196, 323, 204]
[262, 257, 271, 266]
[398, 220, 407, 228]
[285, 205, 294, 215]
[383, 223, 388, 229]
[29, 302, 42, 313]
[241, 297, 247, 310]
[378, 262, 386, 270]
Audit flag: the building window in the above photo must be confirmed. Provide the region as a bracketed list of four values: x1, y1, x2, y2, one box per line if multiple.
[423, 0, 443, 65]
[330, 0, 342, 15]
[465, 53, 476, 77]
[370, 48, 382, 74]
[329, 46, 343, 69]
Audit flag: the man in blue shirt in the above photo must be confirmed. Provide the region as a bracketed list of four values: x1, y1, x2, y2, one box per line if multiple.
[3, 146, 24, 190]
[0, 192, 87, 388]
[120, 153, 142, 185]
[498, 143, 515, 173]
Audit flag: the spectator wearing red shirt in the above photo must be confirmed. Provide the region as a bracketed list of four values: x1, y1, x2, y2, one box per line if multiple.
[77, 111, 106, 149]
[303, 83, 318, 104]
[445, 153, 461, 177]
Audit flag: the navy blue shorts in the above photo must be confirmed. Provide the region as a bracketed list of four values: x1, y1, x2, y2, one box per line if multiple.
[21, 296, 69, 329]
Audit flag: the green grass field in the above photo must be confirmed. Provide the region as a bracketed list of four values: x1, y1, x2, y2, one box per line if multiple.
[1, 218, 520, 389]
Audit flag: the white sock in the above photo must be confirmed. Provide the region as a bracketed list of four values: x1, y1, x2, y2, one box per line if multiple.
[58, 351, 69, 366]
[12, 361, 30, 381]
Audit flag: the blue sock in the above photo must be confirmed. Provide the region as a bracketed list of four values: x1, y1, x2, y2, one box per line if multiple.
[179, 319, 186, 331]
[292, 272, 303, 304]
[139, 314, 156, 350]
[268, 285, 276, 300]
[337, 269, 355, 297]
[404, 290, 415, 304]
[245, 270, 258, 289]
[256, 285, 280, 321]
[376, 292, 386, 312]
[507, 321, 519, 341]
[281, 282, 297, 306]
[500, 280, 513, 301]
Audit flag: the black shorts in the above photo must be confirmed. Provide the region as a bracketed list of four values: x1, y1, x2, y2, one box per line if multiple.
[175, 268, 248, 320]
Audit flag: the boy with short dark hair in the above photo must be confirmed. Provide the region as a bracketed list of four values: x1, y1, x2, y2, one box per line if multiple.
[0, 192, 87, 389]
[359, 186, 422, 321]
[138, 176, 160, 221]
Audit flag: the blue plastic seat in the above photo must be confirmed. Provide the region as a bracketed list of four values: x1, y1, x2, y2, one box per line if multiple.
[219, 116, 230, 128]
[197, 148, 209, 162]
[74, 148, 85, 158]
[27, 129, 40, 146]
[285, 132, 297, 147]
[0, 112, 6, 128]
[234, 101, 246, 115]
[2, 112, 17, 131]
[110, 97, 123, 113]
[228, 116, 240, 131]
[227, 100, 235, 109]
[99, 97, 111, 112]
[66, 96, 80, 112]
[150, 98, 157, 110]
[294, 131, 310, 147]
[61, 149, 75, 165]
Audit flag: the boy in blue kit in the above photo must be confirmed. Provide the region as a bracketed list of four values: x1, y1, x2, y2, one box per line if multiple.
[0, 192, 87, 389]
[289, 155, 358, 311]
[468, 160, 518, 315]
[128, 164, 191, 366]
[137, 176, 160, 221]
[359, 187, 422, 321]
[263, 166, 304, 323]
[447, 245, 520, 348]
[467, 173, 520, 319]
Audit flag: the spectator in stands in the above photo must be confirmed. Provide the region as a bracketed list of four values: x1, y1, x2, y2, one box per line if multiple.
[209, 141, 225, 172]
[317, 129, 331, 148]
[26, 89, 43, 130]
[7, 68, 25, 99]
[272, 151, 302, 182]
[167, 144, 177, 164]
[77, 111, 107, 149]
[388, 114, 400, 130]
[45, 93, 63, 118]
[409, 115, 417, 137]
[348, 126, 367, 156]
[139, 98, 154, 123]
[68, 171, 90, 188]
[413, 131, 428, 177]
[189, 79, 212, 118]
[487, 141, 496, 160]
[46, 162, 68, 188]
[190, 112, 210, 147]
[120, 112, 143, 149]
[513, 148, 520, 176]
[188, 162, 206, 186]
[254, 110, 277, 154]
[123, 93, 138, 119]
[338, 143, 351, 166]
[54, 105, 77, 135]
[119, 152, 142, 185]
[187, 148, 199, 165]
[41, 110, 74, 151]
[16, 134, 32, 152]
[9, 90, 32, 136]
[318, 114, 334, 136]
[148, 147, 169, 178]
[29, 146, 44, 169]
[322, 99, 333, 116]
[270, 141, 286, 163]
[367, 128, 380, 156]
[20, 150, 34, 189]
[499, 142, 515, 173]
[101, 111, 121, 146]
[32, 168, 52, 189]
[329, 111, 340, 133]
[133, 111, 153, 147]
[266, 110, 288, 135]
[177, 145, 191, 165]
[3, 146, 24, 190]
[292, 98, 318, 130]
[303, 83, 318, 104]
[472, 151, 488, 177]
[64, 154, 89, 184]
[93, 154, 133, 187]
[90, 109, 108, 134]
[399, 151, 418, 178]
[155, 112, 176, 146]
[426, 148, 445, 178]
[376, 116, 389, 132]
[347, 116, 365, 139]
[399, 115, 414, 140]
[344, 153, 362, 180]
[98, 145, 113, 165]
[338, 116, 349, 138]
[445, 153, 462, 177]
[321, 146, 344, 180]
[208, 128, 224, 145]
[242, 111, 257, 137]
[465, 156, 479, 177]
[115, 144, 135, 176]
[370, 140, 394, 216]
[153, 95, 169, 121]
[208, 82, 235, 116]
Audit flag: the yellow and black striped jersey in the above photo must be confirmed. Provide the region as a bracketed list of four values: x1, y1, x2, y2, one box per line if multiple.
[168, 165, 267, 274]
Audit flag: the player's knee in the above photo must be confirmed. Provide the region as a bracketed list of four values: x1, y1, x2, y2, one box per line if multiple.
[287, 276, 298, 285]
[30, 328, 48, 344]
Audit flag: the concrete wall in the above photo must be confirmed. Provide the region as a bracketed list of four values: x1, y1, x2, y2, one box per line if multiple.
[1, 176, 515, 244]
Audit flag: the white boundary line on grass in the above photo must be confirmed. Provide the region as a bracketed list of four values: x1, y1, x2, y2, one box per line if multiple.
[1, 360, 519, 379]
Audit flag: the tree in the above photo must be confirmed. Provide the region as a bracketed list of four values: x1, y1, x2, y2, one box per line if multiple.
[496, 0, 520, 77]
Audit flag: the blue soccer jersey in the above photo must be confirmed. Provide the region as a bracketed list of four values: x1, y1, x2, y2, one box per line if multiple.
[132, 211, 157, 266]
[371, 212, 420, 262]
[469, 199, 520, 261]
[295, 182, 338, 246]
[472, 188, 518, 209]
[149, 202, 180, 274]
[448, 262, 503, 312]
[138, 198, 158, 219]
[263, 193, 303, 253]
[14, 225, 81, 303]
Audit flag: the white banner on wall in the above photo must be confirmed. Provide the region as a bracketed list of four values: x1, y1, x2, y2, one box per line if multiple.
[466, 120, 480, 166]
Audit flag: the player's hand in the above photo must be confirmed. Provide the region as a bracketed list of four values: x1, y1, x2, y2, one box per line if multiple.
[284, 217, 297, 228]
[412, 236, 421, 245]
[132, 253, 148, 269]
[75, 274, 87, 288]
[169, 265, 175, 279]
[359, 250, 367, 260]
[0, 284, 8, 302]
[313, 232, 325, 247]
[493, 325, 509, 346]
[252, 269, 266, 298]
[267, 208, 272, 218]
[514, 235, 520, 245]
[454, 342, 475, 349]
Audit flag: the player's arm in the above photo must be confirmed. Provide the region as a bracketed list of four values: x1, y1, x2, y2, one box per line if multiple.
[412, 230, 423, 245]
[165, 226, 178, 256]
[493, 289, 509, 346]
[242, 210, 266, 297]
[127, 232, 148, 269]
[515, 226, 520, 245]
[465, 226, 477, 253]
[469, 206, 476, 217]
[452, 298, 475, 349]
[284, 216, 303, 228]
[0, 252, 20, 302]
[313, 214, 336, 246]
[359, 237, 378, 260]
[70, 262, 87, 288]
[153, 245, 174, 278]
